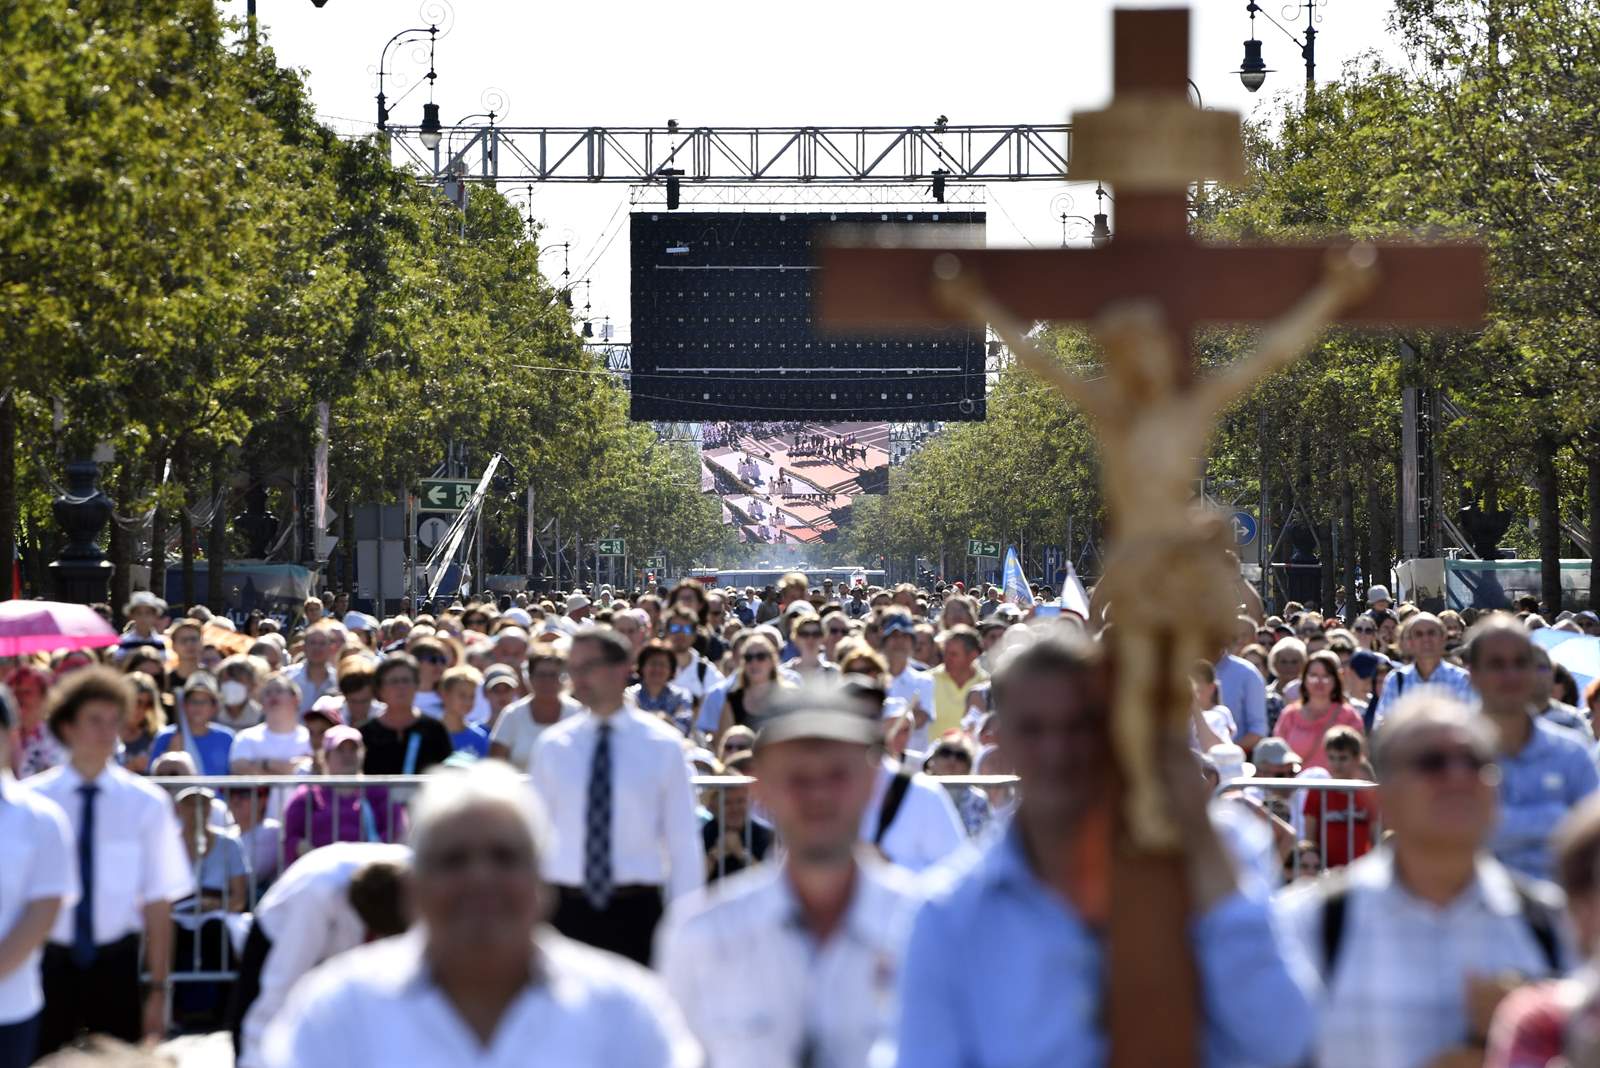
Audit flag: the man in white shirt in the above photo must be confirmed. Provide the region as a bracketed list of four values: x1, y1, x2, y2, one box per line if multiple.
[233, 842, 411, 1068]
[263, 761, 700, 1068]
[531, 628, 705, 964]
[1276, 691, 1570, 1068]
[657, 682, 919, 1068]
[666, 607, 723, 706]
[881, 610, 935, 755]
[0, 691, 76, 1068]
[28, 667, 192, 1056]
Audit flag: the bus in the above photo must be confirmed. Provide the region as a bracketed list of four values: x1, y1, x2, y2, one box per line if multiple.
[688, 566, 888, 591]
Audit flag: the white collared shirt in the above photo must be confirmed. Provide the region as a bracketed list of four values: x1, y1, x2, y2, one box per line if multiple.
[262, 927, 701, 1068]
[858, 759, 967, 873]
[887, 666, 935, 754]
[28, 762, 192, 945]
[238, 842, 412, 1068]
[489, 694, 583, 769]
[530, 708, 706, 901]
[0, 773, 77, 1024]
[656, 855, 918, 1068]
[1275, 848, 1568, 1068]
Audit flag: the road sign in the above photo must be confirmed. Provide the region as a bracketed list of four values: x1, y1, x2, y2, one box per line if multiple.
[967, 538, 1000, 558]
[1230, 511, 1258, 548]
[419, 479, 476, 513]
[598, 538, 627, 556]
[642, 555, 666, 570]
[417, 515, 451, 555]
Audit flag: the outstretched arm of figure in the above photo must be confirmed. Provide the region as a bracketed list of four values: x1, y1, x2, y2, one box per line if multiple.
[934, 270, 1110, 417]
[1193, 244, 1380, 416]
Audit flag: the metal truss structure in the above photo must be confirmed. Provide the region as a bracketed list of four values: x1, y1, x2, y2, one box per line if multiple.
[627, 183, 988, 207]
[388, 123, 1072, 185]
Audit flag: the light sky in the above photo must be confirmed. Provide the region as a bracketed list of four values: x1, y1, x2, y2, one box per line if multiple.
[247, 0, 1408, 339]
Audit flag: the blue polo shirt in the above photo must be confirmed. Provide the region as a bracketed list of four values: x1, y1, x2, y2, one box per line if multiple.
[1491, 715, 1599, 880]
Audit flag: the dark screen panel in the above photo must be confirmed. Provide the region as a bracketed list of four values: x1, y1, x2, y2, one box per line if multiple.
[628, 211, 987, 421]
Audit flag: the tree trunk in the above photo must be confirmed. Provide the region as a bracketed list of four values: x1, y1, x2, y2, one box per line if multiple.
[177, 451, 196, 610]
[1340, 472, 1358, 623]
[108, 464, 133, 615]
[0, 390, 15, 599]
[1319, 517, 1336, 615]
[207, 472, 227, 611]
[1366, 472, 1387, 596]
[1589, 447, 1600, 611]
[1535, 436, 1562, 616]
[148, 453, 168, 608]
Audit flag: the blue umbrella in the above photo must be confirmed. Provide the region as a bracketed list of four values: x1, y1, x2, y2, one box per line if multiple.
[1531, 629, 1600, 697]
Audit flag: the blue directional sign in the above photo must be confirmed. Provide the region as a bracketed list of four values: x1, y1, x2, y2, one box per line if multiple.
[1230, 511, 1258, 548]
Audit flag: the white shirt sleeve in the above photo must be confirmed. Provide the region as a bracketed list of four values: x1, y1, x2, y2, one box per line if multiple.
[604, 963, 705, 1068]
[144, 789, 198, 905]
[661, 743, 707, 902]
[652, 908, 705, 1044]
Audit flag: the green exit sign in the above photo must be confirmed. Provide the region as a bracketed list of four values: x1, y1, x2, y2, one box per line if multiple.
[967, 539, 999, 558]
[418, 479, 476, 512]
[598, 538, 627, 556]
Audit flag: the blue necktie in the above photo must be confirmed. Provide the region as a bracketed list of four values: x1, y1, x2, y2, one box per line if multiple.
[583, 722, 614, 909]
[72, 783, 99, 968]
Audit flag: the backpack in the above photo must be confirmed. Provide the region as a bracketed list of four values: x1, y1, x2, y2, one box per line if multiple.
[1315, 869, 1562, 983]
[873, 766, 916, 847]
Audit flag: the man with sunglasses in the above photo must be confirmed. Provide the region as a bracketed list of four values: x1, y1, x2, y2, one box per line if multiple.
[1465, 615, 1598, 880]
[665, 607, 724, 709]
[1279, 692, 1571, 1068]
[879, 609, 935, 758]
[264, 762, 700, 1068]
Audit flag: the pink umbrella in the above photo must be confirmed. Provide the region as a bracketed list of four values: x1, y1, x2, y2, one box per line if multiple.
[0, 600, 120, 658]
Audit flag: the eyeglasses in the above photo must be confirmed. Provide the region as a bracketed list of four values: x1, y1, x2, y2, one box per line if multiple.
[667, 623, 695, 636]
[416, 653, 448, 666]
[797, 627, 823, 639]
[827, 627, 849, 636]
[1353, 624, 1376, 634]
[1404, 747, 1489, 777]
[743, 651, 773, 663]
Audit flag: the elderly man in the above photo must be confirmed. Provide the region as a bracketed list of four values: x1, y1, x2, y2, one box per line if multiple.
[262, 762, 699, 1067]
[893, 633, 1315, 1068]
[657, 682, 918, 1067]
[1464, 615, 1597, 880]
[1371, 612, 1476, 728]
[1278, 692, 1570, 1068]
[566, 593, 593, 625]
[285, 622, 342, 716]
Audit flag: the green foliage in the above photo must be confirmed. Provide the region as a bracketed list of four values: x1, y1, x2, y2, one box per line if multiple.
[2, 0, 727, 596]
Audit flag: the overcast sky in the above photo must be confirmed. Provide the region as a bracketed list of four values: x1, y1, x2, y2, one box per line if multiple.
[246, 0, 1407, 338]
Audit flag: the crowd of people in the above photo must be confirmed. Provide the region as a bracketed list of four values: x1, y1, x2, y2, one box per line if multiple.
[4, 573, 1600, 1066]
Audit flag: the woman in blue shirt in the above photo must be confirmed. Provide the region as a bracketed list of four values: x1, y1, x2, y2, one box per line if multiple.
[149, 673, 235, 776]
[627, 641, 695, 736]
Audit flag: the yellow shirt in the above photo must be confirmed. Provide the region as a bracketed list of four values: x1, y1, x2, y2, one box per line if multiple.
[929, 665, 988, 739]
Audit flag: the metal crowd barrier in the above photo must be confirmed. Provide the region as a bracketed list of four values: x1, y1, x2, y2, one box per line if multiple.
[146, 771, 1020, 1031]
[1214, 777, 1381, 880]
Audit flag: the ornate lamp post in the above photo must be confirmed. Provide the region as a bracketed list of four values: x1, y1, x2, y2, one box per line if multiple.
[49, 461, 114, 604]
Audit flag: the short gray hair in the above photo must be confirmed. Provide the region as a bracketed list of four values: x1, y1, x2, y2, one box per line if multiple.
[1371, 691, 1497, 779]
[408, 760, 552, 869]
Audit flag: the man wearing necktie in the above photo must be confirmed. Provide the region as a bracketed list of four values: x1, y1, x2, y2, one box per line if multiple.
[531, 629, 704, 965]
[26, 668, 192, 1057]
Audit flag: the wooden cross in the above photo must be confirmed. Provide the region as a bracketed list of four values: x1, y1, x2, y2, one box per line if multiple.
[817, 9, 1485, 1068]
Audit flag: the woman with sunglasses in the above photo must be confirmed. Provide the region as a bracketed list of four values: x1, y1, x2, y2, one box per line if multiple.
[782, 609, 838, 680]
[1351, 615, 1382, 652]
[709, 632, 792, 746]
[118, 673, 166, 774]
[405, 637, 456, 721]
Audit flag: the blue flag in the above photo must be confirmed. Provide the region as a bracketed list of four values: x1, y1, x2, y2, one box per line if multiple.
[1002, 547, 1036, 608]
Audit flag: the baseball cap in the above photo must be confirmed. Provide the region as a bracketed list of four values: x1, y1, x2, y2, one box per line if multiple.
[174, 786, 217, 805]
[482, 664, 520, 691]
[1251, 737, 1302, 766]
[323, 724, 364, 751]
[1366, 585, 1391, 604]
[881, 615, 916, 637]
[565, 593, 592, 613]
[755, 681, 882, 751]
[502, 607, 534, 627]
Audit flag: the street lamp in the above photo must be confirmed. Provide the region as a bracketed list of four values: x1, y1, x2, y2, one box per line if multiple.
[1055, 185, 1113, 248]
[376, 23, 441, 148]
[1237, 0, 1321, 92]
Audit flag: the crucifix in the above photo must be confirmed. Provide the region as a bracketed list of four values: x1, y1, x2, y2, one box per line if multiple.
[817, 8, 1484, 1066]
